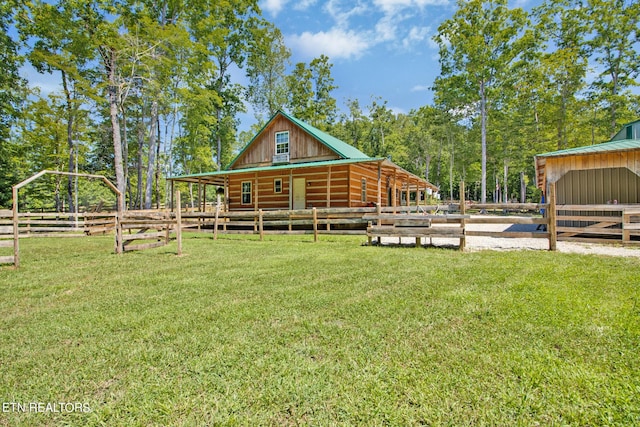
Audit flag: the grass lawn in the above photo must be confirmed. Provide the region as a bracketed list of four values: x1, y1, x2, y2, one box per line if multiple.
[1, 234, 639, 426]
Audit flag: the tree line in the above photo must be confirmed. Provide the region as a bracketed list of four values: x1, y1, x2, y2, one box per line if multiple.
[0, 0, 638, 210]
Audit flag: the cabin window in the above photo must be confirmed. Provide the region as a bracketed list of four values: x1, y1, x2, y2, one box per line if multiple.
[274, 179, 282, 194]
[361, 178, 367, 202]
[241, 181, 252, 205]
[275, 131, 289, 155]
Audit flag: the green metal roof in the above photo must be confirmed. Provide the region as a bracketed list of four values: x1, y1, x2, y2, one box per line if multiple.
[278, 110, 370, 159]
[169, 157, 385, 183]
[536, 139, 640, 158]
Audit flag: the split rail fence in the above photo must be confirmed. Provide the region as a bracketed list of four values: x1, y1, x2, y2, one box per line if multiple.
[0, 209, 14, 265]
[5, 184, 640, 268]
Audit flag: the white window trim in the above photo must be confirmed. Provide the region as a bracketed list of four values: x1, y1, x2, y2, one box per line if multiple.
[275, 131, 289, 155]
[361, 178, 367, 202]
[241, 181, 252, 205]
[274, 179, 282, 194]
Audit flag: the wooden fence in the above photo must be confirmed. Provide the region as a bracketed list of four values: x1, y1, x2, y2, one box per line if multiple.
[556, 204, 640, 244]
[14, 212, 87, 237]
[0, 209, 14, 265]
[118, 192, 183, 255]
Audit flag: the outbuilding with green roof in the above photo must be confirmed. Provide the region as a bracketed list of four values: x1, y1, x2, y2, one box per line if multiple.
[535, 121, 640, 205]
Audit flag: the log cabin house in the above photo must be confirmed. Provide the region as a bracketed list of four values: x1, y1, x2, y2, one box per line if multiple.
[169, 110, 438, 211]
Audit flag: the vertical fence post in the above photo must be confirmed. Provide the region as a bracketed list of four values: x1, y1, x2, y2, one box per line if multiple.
[313, 207, 318, 242]
[214, 194, 220, 241]
[12, 186, 19, 268]
[623, 210, 630, 243]
[175, 191, 182, 256]
[259, 209, 264, 241]
[548, 182, 557, 251]
[459, 181, 466, 252]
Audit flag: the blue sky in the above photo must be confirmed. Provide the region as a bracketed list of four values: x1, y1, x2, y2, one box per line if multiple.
[259, 0, 455, 118]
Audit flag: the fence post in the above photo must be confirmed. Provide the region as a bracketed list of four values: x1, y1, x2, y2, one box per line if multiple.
[213, 194, 220, 241]
[12, 186, 19, 268]
[259, 209, 264, 241]
[176, 191, 182, 256]
[459, 181, 466, 252]
[548, 182, 557, 251]
[313, 207, 318, 242]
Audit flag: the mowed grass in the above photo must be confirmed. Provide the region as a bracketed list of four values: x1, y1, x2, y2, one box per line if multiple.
[0, 234, 639, 426]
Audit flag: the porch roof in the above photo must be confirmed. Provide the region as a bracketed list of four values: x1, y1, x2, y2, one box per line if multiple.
[168, 157, 438, 191]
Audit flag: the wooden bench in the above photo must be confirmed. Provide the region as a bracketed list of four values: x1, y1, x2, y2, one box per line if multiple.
[364, 214, 468, 250]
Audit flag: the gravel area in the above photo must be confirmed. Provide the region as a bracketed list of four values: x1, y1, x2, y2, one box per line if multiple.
[378, 216, 640, 258]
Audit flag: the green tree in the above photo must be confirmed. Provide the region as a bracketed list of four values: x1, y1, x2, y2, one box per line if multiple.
[20, 0, 98, 213]
[586, 0, 640, 137]
[434, 0, 529, 203]
[309, 55, 338, 129]
[246, 21, 290, 124]
[0, 0, 26, 207]
[187, 0, 259, 169]
[533, 0, 589, 150]
[286, 55, 338, 129]
[286, 62, 314, 122]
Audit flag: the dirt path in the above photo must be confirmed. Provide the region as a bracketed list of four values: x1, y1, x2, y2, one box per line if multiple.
[379, 217, 640, 258]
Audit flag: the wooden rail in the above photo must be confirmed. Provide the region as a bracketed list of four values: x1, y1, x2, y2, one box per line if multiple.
[554, 204, 640, 244]
[117, 192, 184, 254]
[120, 211, 174, 252]
[0, 209, 14, 266]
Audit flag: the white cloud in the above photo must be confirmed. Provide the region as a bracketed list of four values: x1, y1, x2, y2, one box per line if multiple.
[294, 0, 318, 11]
[402, 26, 430, 49]
[411, 84, 430, 92]
[373, 0, 448, 14]
[325, 0, 369, 27]
[261, 0, 288, 16]
[374, 15, 398, 42]
[287, 28, 372, 59]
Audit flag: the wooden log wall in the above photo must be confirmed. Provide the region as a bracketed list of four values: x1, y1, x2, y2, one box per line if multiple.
[227, 165, 351, 211]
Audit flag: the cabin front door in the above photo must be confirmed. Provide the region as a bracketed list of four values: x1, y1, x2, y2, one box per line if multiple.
[292, 178, 306, 209]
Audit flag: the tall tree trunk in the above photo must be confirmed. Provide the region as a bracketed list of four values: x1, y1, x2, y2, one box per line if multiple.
[136, 122, 144, 209]
[155, 118, 161, 209]
[480, 79, 487, 204]
[216, 108, 222, 170]
[61, 71, 75, 215]
[503, 161, 508, 203]
[121, 108, 130, 209]
[424, 153, 431, 182]
[145, 100, 158, 209]
[105, 48, 125, 212]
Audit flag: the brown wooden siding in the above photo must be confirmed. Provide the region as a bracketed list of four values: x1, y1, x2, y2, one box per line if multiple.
[545, 150, 640, 184]
[227, 165, 351, 210]
[226, 162, 431, 211]
[231, 115, 339, 169]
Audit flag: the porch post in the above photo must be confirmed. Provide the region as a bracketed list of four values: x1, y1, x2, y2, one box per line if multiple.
[254, 172, 259, 212]
[392, 170, 397, 213]
[326, 166, 332, 208]
[377, 162, 382, 206]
